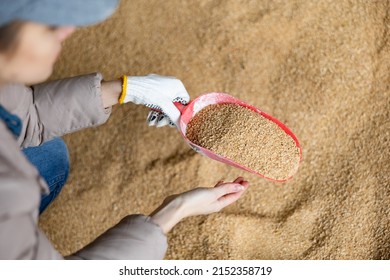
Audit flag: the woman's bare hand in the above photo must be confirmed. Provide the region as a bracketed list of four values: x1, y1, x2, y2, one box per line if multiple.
[150, 177, 249, 234]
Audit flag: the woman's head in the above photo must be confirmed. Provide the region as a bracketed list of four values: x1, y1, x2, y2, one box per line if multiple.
[0, 0, 119, 85]
[0, 22, 75, 84]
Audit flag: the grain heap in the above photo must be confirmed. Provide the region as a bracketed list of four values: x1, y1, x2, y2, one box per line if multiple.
[186, 103, 301, 181]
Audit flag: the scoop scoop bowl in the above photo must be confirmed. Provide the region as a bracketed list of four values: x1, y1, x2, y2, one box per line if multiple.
[173, 92, 302, 182]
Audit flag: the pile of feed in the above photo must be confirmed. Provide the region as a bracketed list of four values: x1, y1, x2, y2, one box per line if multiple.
[186, 103, 300, 181]
[39, 0, 390, 260]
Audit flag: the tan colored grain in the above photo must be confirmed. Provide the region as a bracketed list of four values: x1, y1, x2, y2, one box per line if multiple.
[186, 104, 300, 180]
[39, 0, 390, 260]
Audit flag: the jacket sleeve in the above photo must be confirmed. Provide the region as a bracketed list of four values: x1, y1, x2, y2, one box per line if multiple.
[20, 73, 111, 148]
[0, 122, 167, 260]
[0, 122, 63, 260]
[66, 215, 168, 260]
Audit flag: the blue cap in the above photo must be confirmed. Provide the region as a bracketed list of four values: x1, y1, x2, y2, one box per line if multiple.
[0, 0, 119, 27]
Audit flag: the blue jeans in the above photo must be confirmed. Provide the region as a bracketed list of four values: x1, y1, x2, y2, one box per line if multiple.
[22, 138, 70, 214]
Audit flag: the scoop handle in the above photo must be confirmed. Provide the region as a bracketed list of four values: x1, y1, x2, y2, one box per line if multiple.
[174, 102, 187, 113]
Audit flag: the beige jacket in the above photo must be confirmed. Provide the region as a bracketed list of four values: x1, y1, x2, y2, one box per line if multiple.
[0, 73, 167, 259]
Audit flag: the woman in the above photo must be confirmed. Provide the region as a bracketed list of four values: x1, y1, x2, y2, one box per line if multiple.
[0, 0, 249, 259]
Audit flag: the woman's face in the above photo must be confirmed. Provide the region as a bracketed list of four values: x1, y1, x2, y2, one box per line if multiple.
[0, 22, 75, 85]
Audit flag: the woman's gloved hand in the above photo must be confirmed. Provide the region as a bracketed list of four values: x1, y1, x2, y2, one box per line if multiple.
[119, 74, 189, 128]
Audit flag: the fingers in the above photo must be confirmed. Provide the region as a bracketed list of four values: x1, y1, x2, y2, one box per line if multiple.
[213, 180, 225, 188]
[233, 177, 244, 184]
[156, 114, 170, 127]
[159, 100, 181, 127]
[217, 189, 247, 209]
[233, 176, 250, 187]
[175, 178, 249, 218]
[213, 177, 249, 193]
[213, 180, 249, 198]
[146, 99, 181, 128]
[147, 111, 175, 128]
[147, 111, 159, 126]
[215, 178, 249, 209]
[209, 177, 250, 210]
[172, 96, 190, 105]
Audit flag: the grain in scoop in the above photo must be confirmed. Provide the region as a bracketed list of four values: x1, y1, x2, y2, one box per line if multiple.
[185, 103, 300, 181]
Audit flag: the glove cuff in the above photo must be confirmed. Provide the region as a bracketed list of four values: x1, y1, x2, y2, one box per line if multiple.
[118, 75, 128, 104]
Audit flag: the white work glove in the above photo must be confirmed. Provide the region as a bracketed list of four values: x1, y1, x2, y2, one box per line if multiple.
[119, 74, 189, 127]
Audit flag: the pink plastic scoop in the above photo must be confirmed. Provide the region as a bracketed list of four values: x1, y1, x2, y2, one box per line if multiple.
[173, 92, 302, 182]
